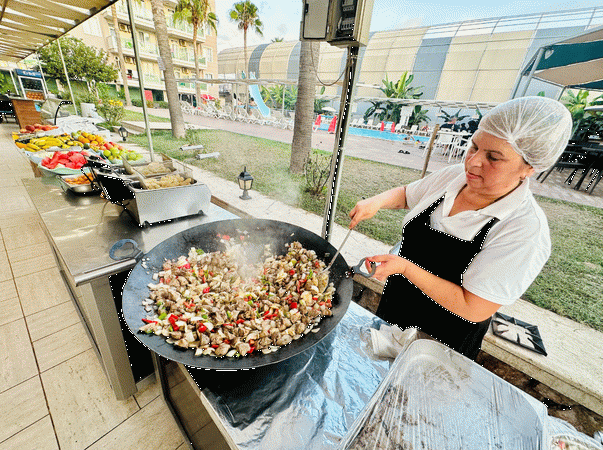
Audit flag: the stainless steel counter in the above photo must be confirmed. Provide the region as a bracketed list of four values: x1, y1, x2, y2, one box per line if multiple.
[23, 177, 238, 399]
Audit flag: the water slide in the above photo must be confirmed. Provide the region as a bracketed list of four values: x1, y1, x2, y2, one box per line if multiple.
[247, 73, 271, 118]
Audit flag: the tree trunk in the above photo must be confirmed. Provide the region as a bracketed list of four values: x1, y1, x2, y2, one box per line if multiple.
[193, 26, 201, 107]
[290, 41, 319, 174]
[243, 26, 248, 111]
[111, 4, 131, 106]
[150, 0, 185, 138]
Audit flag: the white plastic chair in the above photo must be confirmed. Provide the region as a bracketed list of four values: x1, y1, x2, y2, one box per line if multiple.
[448, 136, 471, 162]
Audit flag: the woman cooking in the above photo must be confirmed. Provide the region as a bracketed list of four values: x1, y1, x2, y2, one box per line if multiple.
[349, 96, 572, 360]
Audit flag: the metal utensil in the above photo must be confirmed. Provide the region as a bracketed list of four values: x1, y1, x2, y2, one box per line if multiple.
[322, 228, 353, 273]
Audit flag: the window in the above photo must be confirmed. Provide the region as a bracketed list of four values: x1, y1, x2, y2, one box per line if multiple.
[204, 48, 213, 62]
[82, 17, 102, 36]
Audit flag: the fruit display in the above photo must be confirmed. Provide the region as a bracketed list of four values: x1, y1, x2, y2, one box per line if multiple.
[18, 123, 58, 134]
[15, 134, 85, 152]
[41, 150, 92, 170]
[99, 141, 143, 164]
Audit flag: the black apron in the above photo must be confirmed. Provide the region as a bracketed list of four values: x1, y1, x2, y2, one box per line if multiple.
[376, 196, 499, 360]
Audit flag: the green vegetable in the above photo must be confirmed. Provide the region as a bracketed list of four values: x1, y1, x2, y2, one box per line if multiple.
[158, 312, 167, 320]
[196, 249, 205, 255]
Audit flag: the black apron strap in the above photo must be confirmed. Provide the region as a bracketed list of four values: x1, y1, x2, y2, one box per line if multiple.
[377, 196, 500, 360]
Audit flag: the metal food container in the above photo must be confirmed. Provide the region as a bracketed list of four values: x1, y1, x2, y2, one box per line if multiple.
[125, 177, 211, 226]
[122, 154, 175, 177]
[338, 339, 548, 450]
[56, 174, 99, 195]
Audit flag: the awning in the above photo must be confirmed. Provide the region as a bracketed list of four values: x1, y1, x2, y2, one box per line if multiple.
[519, 25, 603, 91]
[0, 0, 118, 61]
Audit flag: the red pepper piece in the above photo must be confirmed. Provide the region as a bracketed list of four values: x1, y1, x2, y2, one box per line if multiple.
[290, 302, 298, 310]
[248, 346, 255, 354]
[223, 339, 230, 344]
[319, 301, 325, 306]
[222, 235, 231, 241]
[198, 324, 207, 333]
[203, 287, 210, 294]
[288, 269, 296, 276]
[168, 315, 179, 331]
[142, 318, 157, 324]
[211, 344, 219, 348]
[182, 262, 191, 270]
[236, 319, 245, 324]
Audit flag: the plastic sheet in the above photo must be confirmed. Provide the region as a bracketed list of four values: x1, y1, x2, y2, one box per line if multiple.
[337, 337, 602, 450]
[339, 339, 549, 450]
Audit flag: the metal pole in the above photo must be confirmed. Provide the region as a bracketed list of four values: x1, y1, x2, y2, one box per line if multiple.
[125, 0, 155, 161]
[556, 86, 567, 101]
[9, 69, 19, 96]
[56, 38, 78, 115]
[321, 46, 360, 242]
[518, 46, 545, 98]
[35, 53, 48, 97]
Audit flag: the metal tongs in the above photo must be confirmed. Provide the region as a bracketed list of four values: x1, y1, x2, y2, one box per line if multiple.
[322, 228, 378, 278]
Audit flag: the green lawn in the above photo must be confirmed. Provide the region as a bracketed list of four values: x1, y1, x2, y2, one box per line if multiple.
[122, 109, 171, 123]
[130, 129, 603, 333]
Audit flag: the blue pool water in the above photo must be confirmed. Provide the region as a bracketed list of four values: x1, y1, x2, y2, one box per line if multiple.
[317, 123, 429, 143]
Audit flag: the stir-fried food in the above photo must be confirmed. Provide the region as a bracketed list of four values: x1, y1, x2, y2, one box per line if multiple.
[139, 239, 335, 357]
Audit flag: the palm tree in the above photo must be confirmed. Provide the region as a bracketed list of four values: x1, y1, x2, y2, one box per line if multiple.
[290, 41, 319, 174]
[173, 0, 217, 107]
[149, 0, 185, 138]
[111, 3, 132, 106]
[229, 1, 263, 77]
[364, 72, 423, 124]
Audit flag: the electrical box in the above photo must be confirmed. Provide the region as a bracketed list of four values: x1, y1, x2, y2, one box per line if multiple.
[300, 0, 330, 40]
[300, 0, 374, 47]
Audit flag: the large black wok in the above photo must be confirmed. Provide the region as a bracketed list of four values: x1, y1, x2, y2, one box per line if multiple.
[122, 218, 353, 370]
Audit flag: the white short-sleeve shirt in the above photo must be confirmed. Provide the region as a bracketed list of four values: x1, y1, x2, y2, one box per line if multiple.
[391, 164, 551, 306]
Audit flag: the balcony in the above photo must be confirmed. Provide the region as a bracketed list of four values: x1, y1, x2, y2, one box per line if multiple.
[144, 73, 162, 85]
[106, 36, 159, 61]
[166, 15, 205, 40]
[171, 48, 207, 68]
[177, 81, 208, 92]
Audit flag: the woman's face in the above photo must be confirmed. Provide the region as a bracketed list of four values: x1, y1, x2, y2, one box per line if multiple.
[464, 130, 535, 198]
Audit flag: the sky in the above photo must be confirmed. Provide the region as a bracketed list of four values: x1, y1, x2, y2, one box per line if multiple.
[215, 0, 603, 52]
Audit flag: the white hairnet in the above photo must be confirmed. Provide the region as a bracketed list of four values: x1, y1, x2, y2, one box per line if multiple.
[477, 96, 573, 172]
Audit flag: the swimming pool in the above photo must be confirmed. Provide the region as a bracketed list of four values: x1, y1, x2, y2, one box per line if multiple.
[316, 123, 429, 142]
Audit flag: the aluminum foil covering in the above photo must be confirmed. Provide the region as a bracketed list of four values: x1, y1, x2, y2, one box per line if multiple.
[186, 302, 392, 449]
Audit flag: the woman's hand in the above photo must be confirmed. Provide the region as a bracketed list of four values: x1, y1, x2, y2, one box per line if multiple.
[348, 187, 407, 229]
[365, 254, 408, 281]
[349, 198, 382, 229]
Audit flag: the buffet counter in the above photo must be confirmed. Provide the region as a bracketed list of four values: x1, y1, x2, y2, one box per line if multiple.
[22, 177, 238, 399]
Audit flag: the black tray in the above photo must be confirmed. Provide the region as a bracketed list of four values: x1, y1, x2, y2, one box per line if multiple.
[491, 312, 547, 356]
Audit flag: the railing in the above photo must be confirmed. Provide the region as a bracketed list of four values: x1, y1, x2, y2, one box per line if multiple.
[115, 0, 153, 22]
[171, 49, 206, 66]
[113, 37, 158, 55]
[145, 74, 161, 84]
[166, 17, 205, 38]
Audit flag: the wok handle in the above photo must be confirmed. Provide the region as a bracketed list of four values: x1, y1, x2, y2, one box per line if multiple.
[109, 239, 143, 261]
[351, 257, 377, 279]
